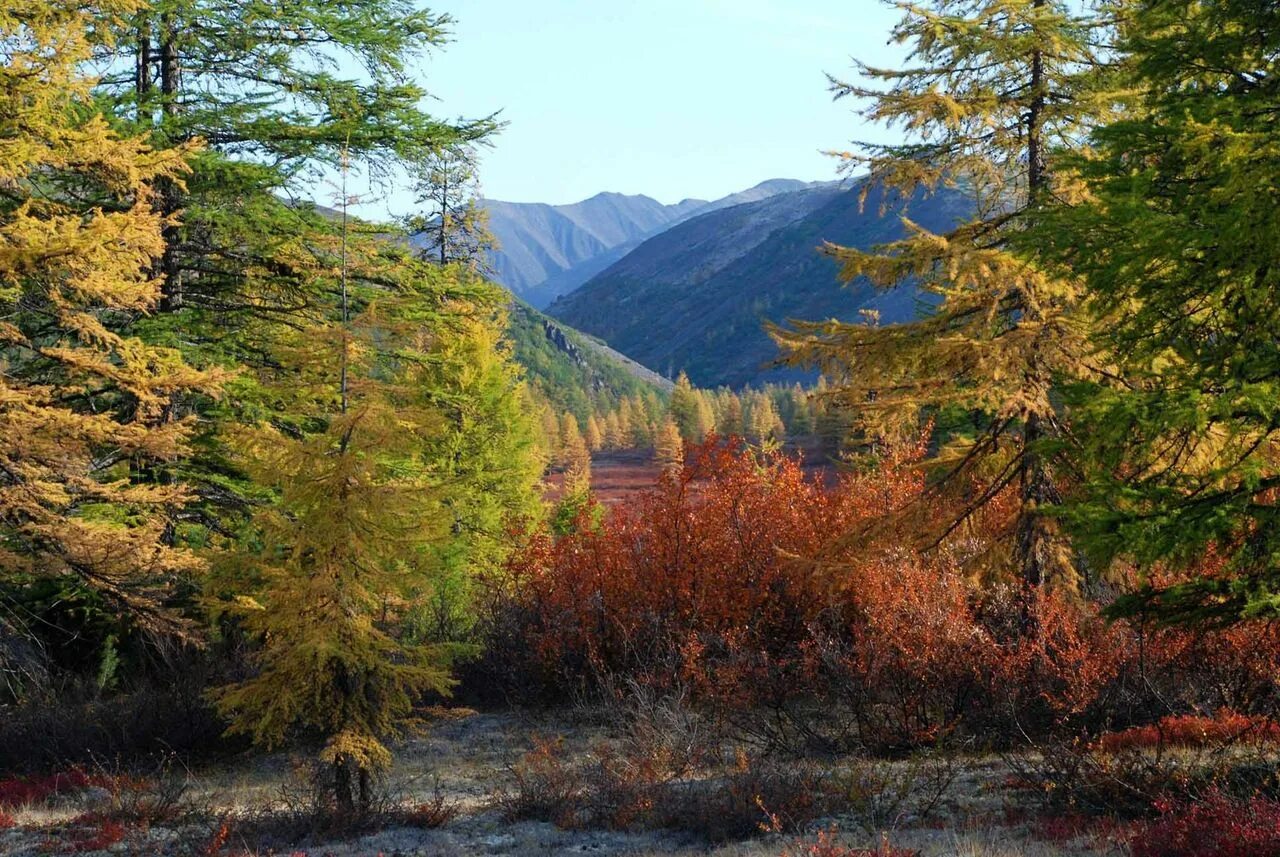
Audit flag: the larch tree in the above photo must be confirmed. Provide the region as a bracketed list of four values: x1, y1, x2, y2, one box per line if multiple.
[0, 0, 220, 658]
[627, 398, 651, 447]
[1034, 0, 1280, 624]
[410, 294, 543, 643]
[771, 0, 1120, 594]
[90, 0, 498, 374]
[558, 413, 591, 491]
[584, 415, 605, 452]
[655, 418, 686, 473]
[408, 144, 493, 270]
[539, 407, 562, 461]
[600, 412, 621, 449]
[668, 372, 706, 442]
[211, 214, 486, 814]
[789, 386, 815, 437]
[717, 391, 745, 437]
[747, 393, 785, 444]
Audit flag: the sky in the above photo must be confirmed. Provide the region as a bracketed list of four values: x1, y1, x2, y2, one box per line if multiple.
[357, 0, 906, 216]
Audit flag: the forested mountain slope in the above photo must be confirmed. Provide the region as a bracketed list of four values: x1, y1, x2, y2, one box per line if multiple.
[548, 183, 971, 387]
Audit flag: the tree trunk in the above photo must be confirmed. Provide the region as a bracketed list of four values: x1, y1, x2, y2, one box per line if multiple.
[333, 758, 356, 817]
[135, 16, 151, 125]
[1027, 0, 1047, 200]
[158, 12, 183, 312]
[358, 766, 372, 814]
[1015, 0, 1074, 602]
[1017, 412, 1066, 590]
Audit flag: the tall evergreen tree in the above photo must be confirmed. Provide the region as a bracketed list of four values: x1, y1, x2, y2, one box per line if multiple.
[211, 227, 489, 813]
[1036, 0, 1280, 623]
[655, 418, 685, 473]
[772, 0, 1118, 593]
[91, 0, 497, 359]
[411, 298, 542, 642]
[408, 144, 492, 270]
[747, 393, 785, 443]
[668, 372, 711, 442]
[717, 391, 745, 437]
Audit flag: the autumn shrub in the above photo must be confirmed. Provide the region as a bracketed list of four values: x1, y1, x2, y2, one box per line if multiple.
[492, 737, 585, 827]
[664, 753, 848, 842]
[1007, 725, 1280, 821]
[400, 787, 461, 829]
[502, 440, 860, 699]
[1095, 710, 1280, 755]
[494, 438, 1005, 750]
[487, 438, 1280, 758]
[491, 732, 853, 841]
[491, 439, 1097, 749]
[1128, 792, 1280, 857]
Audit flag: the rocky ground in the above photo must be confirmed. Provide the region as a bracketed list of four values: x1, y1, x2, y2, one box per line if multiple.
[0, 709, 1128, 857]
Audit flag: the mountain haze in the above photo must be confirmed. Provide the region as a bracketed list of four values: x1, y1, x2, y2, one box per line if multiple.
[548, 182, 972, 388]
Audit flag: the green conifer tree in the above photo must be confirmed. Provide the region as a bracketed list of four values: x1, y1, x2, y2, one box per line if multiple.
[211, 237, 477, 815]
[1035, 0, 1280, 623]
[772, 0, 1120, 593]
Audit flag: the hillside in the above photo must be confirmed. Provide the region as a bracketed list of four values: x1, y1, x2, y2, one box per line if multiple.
[505, 299, 671, 422]
[481, 180, 819, 308]
[547, 182, 972, 388]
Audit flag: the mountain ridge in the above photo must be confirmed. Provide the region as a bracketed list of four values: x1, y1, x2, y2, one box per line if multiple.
[547, 181, 972, 388]
[482, 179, 827, 308]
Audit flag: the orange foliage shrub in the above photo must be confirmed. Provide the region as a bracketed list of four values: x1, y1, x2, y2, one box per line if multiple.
[492, 438, 1280, 750]
[506, 439, 926, 697]
[1095, 709, 1280, 754]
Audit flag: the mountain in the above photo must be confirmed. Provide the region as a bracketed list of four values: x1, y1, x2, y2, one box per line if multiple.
[546, 181, 972, 388]
[505, 299, 672, 423]
[481, 180, 820, 308]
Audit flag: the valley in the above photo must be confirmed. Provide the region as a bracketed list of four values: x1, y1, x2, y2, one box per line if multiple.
[4, 2, 1277, 857]
[490, 178, 970, 389]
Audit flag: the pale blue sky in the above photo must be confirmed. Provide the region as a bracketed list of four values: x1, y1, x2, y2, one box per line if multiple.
[358, 0, 906, 215]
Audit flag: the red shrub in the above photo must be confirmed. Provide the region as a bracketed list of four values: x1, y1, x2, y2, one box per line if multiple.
[0, 811, 14, 829]
[495, 437, 1280, 750]
[202, 819, 233, 855]
[1129, 793, 1280, 857]
[1096, 710, 1280, 754]
[506, 440, 877, 694]
[0, 770, 104, 808]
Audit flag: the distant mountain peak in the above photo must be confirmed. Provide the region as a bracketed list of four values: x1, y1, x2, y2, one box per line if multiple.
[474, 179, 815, 309]
[548, 180, 972, 389]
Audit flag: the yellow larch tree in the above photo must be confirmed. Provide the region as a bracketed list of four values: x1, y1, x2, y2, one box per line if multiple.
[0, 0, 219, 646]
[210, 229, 493, 813]
[771, 0, 1126, 594]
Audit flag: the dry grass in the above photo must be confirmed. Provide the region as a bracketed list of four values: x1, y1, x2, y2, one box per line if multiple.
[0, 710, 1128, 856]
